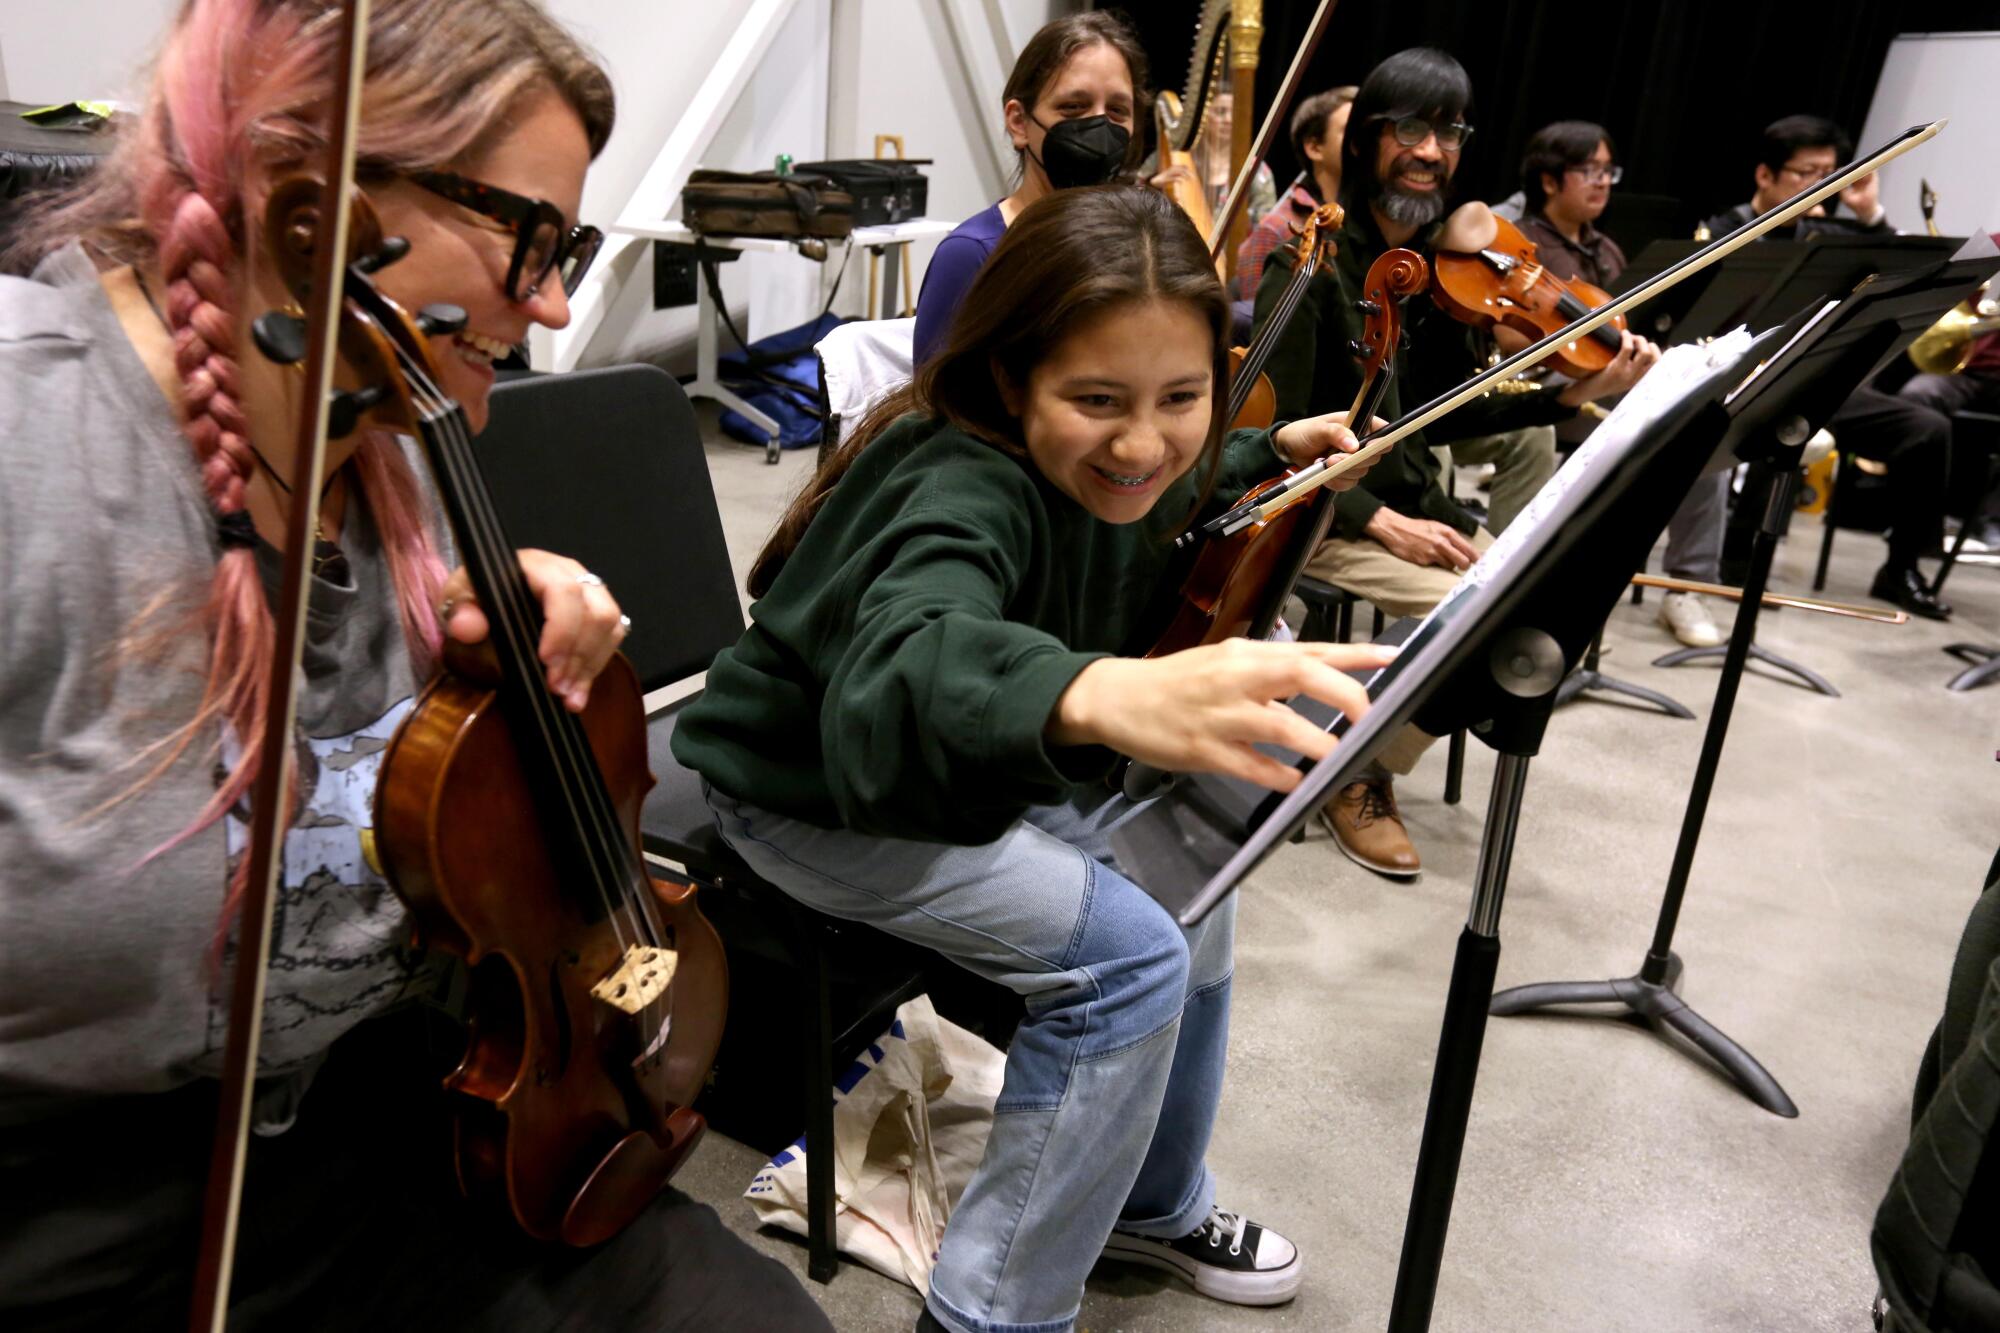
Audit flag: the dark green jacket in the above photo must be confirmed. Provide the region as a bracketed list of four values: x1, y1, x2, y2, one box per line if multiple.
[671, 414, 1286, 844]
[1253, 202, 1577, 539]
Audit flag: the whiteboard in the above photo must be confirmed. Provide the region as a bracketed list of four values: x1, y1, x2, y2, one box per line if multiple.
[1859, 31, 2000, 239]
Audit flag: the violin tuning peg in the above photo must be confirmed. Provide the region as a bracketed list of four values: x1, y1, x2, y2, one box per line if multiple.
[251, 311, 309, 366]
[1354, 299, 1382, 316]
[327, 383, 391, 438]
[1346, 339, 1367, 357]
[353, 236, 411, 275]
[416, 303, 468, 337]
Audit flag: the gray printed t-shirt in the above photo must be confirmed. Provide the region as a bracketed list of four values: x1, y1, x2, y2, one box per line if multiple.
[0, 244, 439, 1125]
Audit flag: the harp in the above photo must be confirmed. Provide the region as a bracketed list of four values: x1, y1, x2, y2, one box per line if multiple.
[1149, 0, 1262, 278]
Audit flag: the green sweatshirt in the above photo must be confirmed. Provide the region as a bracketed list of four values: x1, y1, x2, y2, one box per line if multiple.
[672, 413, 1287, 844]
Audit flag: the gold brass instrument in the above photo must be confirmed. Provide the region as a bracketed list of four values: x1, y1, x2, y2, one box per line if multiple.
[1908, 291, 2000, 375]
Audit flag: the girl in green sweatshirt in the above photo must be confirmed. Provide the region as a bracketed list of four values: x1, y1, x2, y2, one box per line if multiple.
[674, 184, 1390, 1333]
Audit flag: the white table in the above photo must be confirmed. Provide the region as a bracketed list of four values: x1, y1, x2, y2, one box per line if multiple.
[613, 217, 954, 462]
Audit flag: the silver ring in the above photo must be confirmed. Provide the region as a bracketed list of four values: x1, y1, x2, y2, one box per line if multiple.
[575, 571, 607, 589]
[617, 614, 632, 633]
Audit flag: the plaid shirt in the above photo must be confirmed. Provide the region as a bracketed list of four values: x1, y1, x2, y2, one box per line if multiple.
[1235, 180, 1320, 301]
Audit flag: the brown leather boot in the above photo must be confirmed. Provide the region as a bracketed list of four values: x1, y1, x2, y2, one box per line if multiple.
[1318, 776, 1421, 878]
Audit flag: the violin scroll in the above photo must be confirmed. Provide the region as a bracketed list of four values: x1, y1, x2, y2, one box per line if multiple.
[255, 173, 440, 438]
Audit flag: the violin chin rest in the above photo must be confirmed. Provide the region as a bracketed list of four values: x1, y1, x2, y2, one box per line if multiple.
[559, 1106, 707, 1247]
[1439, 201, 1497, 254]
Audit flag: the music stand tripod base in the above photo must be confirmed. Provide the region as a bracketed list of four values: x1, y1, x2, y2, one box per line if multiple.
[1652, 639, 1839, 698]
[1944, 642, 2000, 692]
[1494, 457, 1808, 1120]
[1556, 628, 1695, 719]
[1485, 952, 1798, 1117]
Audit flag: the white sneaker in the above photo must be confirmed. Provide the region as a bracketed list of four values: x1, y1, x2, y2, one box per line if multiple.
[1101, 1207, 1302, 1306]
[1658, 590, 1721, 648]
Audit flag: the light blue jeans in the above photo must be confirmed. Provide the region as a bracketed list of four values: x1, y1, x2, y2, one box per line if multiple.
[704, 782, 1235, 1333]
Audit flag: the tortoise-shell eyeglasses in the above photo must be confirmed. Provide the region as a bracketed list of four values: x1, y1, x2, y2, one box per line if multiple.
[410, 170, 603, 303]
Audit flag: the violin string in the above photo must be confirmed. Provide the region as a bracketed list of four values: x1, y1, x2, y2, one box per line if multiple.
[394, 354, 650, 965]
[397, 348, 675, 1051]
[1230, 248, 1319, 421]
[417, 376, 670, 998]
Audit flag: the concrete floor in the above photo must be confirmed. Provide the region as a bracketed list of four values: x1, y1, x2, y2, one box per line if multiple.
[668, 420, 1997, 1333]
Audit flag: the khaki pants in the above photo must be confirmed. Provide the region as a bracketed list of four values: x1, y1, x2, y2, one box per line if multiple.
[1449, 425, 1558, 534]
[1305, 526, 1495, 775]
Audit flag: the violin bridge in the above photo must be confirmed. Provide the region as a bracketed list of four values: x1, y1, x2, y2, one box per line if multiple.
[590, 944, 679, 1015]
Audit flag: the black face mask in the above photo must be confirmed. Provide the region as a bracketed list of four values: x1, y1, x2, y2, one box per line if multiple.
[1028, 114, 1130, 190]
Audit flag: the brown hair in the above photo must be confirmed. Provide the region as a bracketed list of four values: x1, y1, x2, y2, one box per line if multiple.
[748, 184, 1230, 598]
[1290, 86, 1358, 177]
[1001, 10, 1151, 181]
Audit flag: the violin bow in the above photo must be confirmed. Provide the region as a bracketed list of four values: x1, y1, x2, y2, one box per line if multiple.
[188, 0, 373, 1327]
[1203, 119, 1947, 536]
[1207, 0, 1338, 262]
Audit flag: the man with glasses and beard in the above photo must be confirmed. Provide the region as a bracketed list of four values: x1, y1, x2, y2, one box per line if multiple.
[1253, 47, 1658, 880]
[1692, 116, 1952, 620]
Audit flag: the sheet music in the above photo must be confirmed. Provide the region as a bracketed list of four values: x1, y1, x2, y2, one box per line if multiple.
[1434, 328, 1758, 613]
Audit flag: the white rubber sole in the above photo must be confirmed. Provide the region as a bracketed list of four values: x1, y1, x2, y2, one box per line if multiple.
[1099, 1231, 1303, 1306]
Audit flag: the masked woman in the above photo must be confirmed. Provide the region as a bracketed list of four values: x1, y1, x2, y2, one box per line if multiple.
[911, 12, 1149, 365]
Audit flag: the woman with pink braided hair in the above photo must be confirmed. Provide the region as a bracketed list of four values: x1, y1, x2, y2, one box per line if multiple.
[0, 2, 830, 1328]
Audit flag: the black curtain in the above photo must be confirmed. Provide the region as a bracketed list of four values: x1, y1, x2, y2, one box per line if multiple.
[1119, 0, 1998, 238]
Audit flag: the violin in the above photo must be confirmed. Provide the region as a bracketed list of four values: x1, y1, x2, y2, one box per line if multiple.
[1148, 242, 1428, 656]
[255, 179, 728, 1248]
[1431, 213, 1627, 379]
[1227, 201, 1344, 430]
[1196, 120, 1946, 544]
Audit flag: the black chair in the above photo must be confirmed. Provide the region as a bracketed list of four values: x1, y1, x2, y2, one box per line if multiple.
[1814, 409, 2000, 597]
[476, 365, 968, 1284]
[1926, 409, 2000, 601]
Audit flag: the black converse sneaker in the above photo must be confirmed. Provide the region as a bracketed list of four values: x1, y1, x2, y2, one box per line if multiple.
[1100, 1206, 1302, 1305]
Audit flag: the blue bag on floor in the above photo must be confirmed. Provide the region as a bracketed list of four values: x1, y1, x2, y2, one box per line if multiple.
[717, 312, 845, 450]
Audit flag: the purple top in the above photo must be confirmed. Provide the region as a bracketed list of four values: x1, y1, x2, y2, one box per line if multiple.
[912, 202, 1007, 365]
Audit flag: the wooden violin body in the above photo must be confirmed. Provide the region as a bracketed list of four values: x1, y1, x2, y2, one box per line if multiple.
[375, 644, 726, 1246]
[1152, 246, 1428, 657]
[1432, 214, 1625, 378]
[261, 178, 730, 1250]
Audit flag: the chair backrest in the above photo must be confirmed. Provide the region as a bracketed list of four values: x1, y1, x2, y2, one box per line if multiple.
[476, 365, 745, 692]
[815, 317, 914, 446]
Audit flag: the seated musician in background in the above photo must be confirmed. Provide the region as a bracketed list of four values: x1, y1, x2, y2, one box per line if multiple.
[911, 11, 1148, 366]
[1233, 84, 1356, 303]
[1695, 115, 1952, 619]
[1255, 48, 1655, 879]
[1697, 114, 1889, 240]
[0, 1, 830, 1328]
[1510, 120, 1726, 647]
[1902, 288, 2000, 551]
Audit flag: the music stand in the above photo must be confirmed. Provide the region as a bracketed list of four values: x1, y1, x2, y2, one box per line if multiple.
[1647, 235, 1960, 694]
[1107, 242, 1997, 1333]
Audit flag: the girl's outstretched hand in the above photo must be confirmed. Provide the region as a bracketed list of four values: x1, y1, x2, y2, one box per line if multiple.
[1047, 639, 1400, 792]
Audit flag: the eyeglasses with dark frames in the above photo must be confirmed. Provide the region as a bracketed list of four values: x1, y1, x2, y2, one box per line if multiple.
[1565, 163, 1624, 185]
[1381, 115, 1473, 151]
[409, 170, 603, 303]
